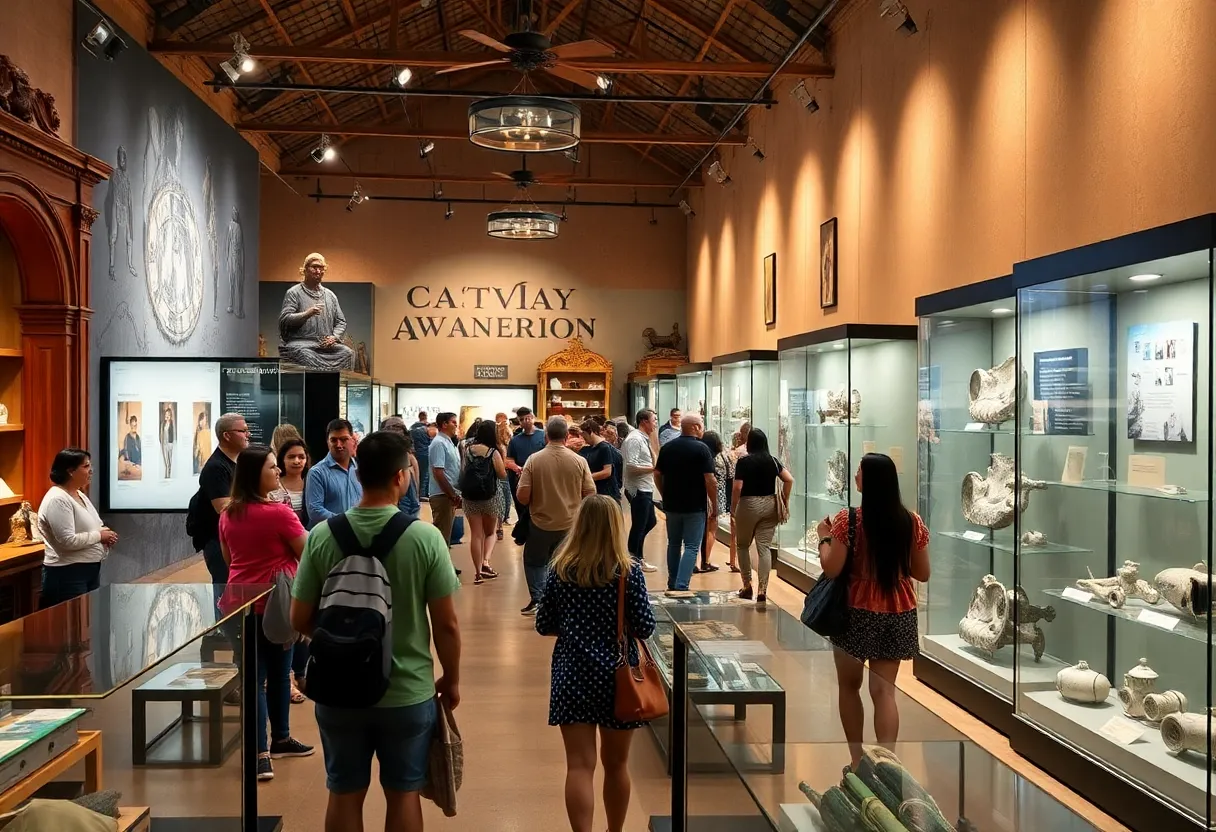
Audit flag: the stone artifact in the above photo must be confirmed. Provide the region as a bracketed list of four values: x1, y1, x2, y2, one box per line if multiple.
[960, 453, 1046, 530]
[802, 526, 820, 553]
[1117, 658, 1158, 719]
[826, 450, 849, 499]
[0, 55, 60, 136]
[818, 388, 861, 424]
[1154, 563, 1216, 617]
[968, 356, 1024, 424]
[5, 501, 38, 546]
[1021, 530, 1048, 547]
[958, 575, 1055, 661]
[1143, 690, 1188, 724]
[1076, 560, 1161, 609]
[1055, 661, 1111, 704]
[278, 252, 355, 370]
[1160, 708, 1216, 757]
[917, 400, 939, 444]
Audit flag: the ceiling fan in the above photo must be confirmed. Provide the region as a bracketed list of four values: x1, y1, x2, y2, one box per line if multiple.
[436, 0, 616, 90]
[491, 156, 578, 187]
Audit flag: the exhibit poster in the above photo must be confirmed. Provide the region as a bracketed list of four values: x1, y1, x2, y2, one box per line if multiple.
[103, 359, 280, 510]
[346, 382, 373, 436]
[1032, 348, 1090, 435]
[1126, 321, 1195, 442]
[395, 386, 537, 426]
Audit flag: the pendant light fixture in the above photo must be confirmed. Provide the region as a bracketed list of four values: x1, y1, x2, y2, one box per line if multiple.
[486, 155, 562, 239]
[469, 95, 581, 153]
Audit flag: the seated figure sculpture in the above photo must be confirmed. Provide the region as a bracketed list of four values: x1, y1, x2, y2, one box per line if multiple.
[278, 252, 355, 371]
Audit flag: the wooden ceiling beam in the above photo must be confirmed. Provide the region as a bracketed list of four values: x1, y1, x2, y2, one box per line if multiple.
[275, 169, 702, 188]
[543, 0, 586, 38]
[148, 42, 833, 77]
[238, 121, 746, 145]
[643, 0, 763, 63]
[252, 0, 342, 130]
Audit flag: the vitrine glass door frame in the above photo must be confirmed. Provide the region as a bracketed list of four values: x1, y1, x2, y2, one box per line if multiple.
[710, 350, 779, 542]
[675, 362, 712, 419]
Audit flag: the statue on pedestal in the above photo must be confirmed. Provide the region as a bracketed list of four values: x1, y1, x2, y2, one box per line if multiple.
[278, 252, 355, 371]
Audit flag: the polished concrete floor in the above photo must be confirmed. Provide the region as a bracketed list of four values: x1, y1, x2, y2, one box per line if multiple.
[70, 507, 1124, 831]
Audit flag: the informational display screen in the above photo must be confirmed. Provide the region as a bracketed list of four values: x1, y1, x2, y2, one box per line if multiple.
[103, 359, 280, 511]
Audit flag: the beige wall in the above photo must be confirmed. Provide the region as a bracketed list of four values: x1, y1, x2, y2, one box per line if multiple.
[260, 136, 687, 389]
[0, 0, 75, 141]
[688, 0, 1216, 360]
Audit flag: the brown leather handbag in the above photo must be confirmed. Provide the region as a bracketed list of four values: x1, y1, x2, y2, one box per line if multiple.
[613, 570, 669, 723]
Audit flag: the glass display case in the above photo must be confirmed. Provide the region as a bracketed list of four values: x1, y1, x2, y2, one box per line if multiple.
[371, 381, 395, 424]
[773, 326, 917, 592]
[912, 277, 1040, 730]
[280, 368, 371, 454]
[627, 377, 650, 422]
[0, 583, 272, 829]
[676, 362, 711, 418]
[711, 351, 779, 535]
[1009, 214, 1216, 832]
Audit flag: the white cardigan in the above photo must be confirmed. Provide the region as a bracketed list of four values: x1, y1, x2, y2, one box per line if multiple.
[38, 486, 105, 567]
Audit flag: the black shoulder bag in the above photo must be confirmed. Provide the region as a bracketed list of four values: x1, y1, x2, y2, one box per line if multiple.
[800, 508, 855, 637]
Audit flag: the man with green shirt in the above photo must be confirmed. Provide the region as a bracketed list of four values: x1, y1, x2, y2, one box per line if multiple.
[291, 430, 462, 832]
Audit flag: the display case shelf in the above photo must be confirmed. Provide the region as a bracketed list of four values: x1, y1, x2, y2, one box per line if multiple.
[937, 530, 1092, 555]
[0, 424, 24, 432]
[1045, 479, 1209, 503]
[1042, 589, 1211, 644]
[935, 426, 1014, 435]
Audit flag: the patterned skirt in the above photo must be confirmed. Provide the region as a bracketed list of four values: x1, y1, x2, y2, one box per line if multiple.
[830, 607, 918, 662]
[463, 490, 504, 518]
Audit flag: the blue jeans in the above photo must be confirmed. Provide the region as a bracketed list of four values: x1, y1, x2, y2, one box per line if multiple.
[664, 511, 707, 591]
[292, 639, 309, 679]
[316, 697, 437, 793]
[255, 614, 292, 754]
[201, 537, 228, 621]
[416, 455, 430, 499]
[626, 490, 656, 560]
[498, 478, 511, 522]
[40, 561, 101, 609]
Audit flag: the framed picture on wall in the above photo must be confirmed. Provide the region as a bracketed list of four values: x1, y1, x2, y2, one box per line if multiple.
[820, 217, 838, 309]
[763, 253, 777, 326]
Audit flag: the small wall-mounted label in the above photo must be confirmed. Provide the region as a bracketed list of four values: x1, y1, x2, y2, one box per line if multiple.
[964, 422, 986, 432]
[1099, 716, 1146, 746]
[473, 364, 508, 380]
[961, 530, 987, 542]
[1137, 609, 1180, 631]
[1062, 587, 1094, 604]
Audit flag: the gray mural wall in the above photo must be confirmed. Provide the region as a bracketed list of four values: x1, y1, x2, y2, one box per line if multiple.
[76, 17, 260, 582]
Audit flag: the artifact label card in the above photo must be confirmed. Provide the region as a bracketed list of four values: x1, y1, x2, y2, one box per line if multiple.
[1099, 716, 1147, 746]
[1137, 609, 1179, 630]
[1062, 587, 1095, 603]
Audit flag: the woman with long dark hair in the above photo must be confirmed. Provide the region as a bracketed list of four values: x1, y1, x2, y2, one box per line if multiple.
[461, 418, 507, 584]
[275, 438, 310, 527]
[219, 445, 314, 780]
[815, 453, 930, 768]
[730, 429, 794, 606]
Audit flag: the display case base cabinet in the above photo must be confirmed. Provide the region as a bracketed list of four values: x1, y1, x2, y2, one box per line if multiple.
[1010, 716, 1208, 832]
[911, 651, 1016, 736]
[775, 559, 813, 595]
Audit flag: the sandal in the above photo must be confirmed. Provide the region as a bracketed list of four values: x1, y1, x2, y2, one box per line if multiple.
[290, 681, 305, 704]
[474, 573, 484, 585]
[728, 564, 741, 573]
[703, 563, 720, 572]
[496, 529, 504, 540]
[481, 566, 499, 579]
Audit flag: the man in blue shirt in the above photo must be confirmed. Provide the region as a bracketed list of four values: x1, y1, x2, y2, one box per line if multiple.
[427, 411, 462, 549]
[505, 406, 546, 546]
[410, 411, 433, 500]
[306, 418, 363, 526]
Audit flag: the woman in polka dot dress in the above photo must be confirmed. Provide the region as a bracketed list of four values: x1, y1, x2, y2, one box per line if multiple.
[536, 494, 656, 832]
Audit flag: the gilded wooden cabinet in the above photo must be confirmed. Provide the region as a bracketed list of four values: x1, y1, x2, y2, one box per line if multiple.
[537, 338, 612, 422]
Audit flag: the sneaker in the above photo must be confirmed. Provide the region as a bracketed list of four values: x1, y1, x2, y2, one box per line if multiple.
[520, 601, 538, 616]
[269, 738, 315, 759]
[257, 755, 274, 781]
[641, 561, 659, 573]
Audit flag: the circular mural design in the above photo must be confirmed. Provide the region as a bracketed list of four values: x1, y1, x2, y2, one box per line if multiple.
[144, 184, 204, 343]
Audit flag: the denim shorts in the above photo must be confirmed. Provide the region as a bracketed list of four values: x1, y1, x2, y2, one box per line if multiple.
[315, 698, 437, 794]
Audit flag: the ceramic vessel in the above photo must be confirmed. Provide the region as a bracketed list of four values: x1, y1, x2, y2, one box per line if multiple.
[1117, 658, 1158, 719]
[1143, 690, 1188, 723]
[1154, 563, 1216, 617]
[1160, 708, 1216, 756]
[968, 356, 1025, 424]
[1055, 661, 1111, 704]
[1076, 560, 1161, 609]
[958, 575, 1055, 660]
[960, 453, 1047, 530]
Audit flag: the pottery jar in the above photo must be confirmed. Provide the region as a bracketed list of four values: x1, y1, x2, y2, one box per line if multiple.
[1117, 658, 1158, 719]
[1160, 708, 1216, 756]
[1055, 661, 1111, 704]
[1142, 690, 1188, 723]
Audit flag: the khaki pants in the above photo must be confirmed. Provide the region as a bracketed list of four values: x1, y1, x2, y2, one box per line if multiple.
[734, 496, 778, 592]
[430, 494, 456, 546]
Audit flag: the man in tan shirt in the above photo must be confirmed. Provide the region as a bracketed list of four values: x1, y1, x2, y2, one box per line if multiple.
[516, 416, 595, 615]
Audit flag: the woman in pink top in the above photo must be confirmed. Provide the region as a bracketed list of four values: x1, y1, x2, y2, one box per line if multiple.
[219, 445, 314, 781]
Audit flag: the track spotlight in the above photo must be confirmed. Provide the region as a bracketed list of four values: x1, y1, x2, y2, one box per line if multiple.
[707, 161, 731, 186]
[346, 182, 367, 212]
[747, 137, 766, 161]
[418, 139, 435, 158]
[560, 205, 569, 223]
[791, 80, 820, 113]
[679, 200, 696, 218]
[879, 0, 918, 35]
[310, 134, 336, 163]
[444, 202, 454, 220]
[433, 182, 444, 199]
[649, 208, 659, 226]
[220, 33, 254, 82]
[565, 186, 577, 203]
[595, 74, 612, 93]
[82, 17, 128, 61]
[394, 66, 414, 87]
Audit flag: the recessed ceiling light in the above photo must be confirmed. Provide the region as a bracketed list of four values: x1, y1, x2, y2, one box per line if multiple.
[991, 307, 1013, 315]
[1093, 284, 1108, 291]
[1129, 273, 1162, 283]
[833, 343, 845, 350]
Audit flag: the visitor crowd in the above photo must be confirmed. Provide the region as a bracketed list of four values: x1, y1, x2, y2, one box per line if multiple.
[32, 400, 930, 832]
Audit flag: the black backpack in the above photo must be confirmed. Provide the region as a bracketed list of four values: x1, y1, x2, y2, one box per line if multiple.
[305, 511, 414, 709]
[458, 447, 498, 501]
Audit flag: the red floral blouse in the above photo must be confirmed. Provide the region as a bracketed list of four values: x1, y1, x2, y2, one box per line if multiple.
[830, 507, 928, 614]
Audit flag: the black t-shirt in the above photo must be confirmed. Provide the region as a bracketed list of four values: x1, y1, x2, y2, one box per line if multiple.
[734, 454, 783, 497]
[654, 435, 714, 514]
[579, 441, 619, 499]
[195, 448, 236, 546]
[507, 429, 546, 470]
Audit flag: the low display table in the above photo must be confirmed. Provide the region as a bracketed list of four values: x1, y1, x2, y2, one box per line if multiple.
[0, 729, 101, 812]
[132, 662, 240, 767]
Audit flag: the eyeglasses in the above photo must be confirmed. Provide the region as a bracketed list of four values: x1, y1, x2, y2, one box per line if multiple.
[229, 428, 250, 435]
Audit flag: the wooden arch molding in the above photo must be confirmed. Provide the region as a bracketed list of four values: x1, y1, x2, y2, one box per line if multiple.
[0, 110, 110, 508]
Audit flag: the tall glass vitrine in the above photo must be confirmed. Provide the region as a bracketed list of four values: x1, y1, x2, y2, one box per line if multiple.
[774, 326, 917, 592]
[711, 351, 779, 536]
[676, 362, 711, 418]
[1009, 214, 1216, 832]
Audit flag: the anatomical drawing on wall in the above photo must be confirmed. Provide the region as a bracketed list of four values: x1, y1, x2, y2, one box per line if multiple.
[143, 105, 204, 344]
[105, 145, 135, 280]
[226, 205, 245, 318]
[98, 301, 149, 355]
[203, 158, 218, 320]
